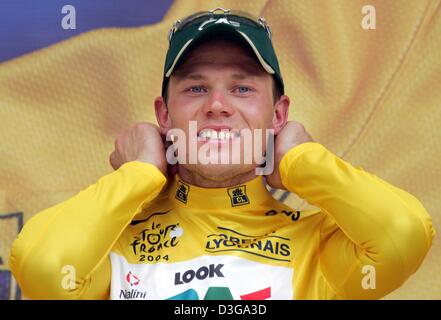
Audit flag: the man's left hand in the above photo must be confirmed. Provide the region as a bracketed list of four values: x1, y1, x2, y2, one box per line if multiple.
[265, 121, 314, 190]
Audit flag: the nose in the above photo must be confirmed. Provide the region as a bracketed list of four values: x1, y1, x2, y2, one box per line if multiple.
[201, 90, 235, 118]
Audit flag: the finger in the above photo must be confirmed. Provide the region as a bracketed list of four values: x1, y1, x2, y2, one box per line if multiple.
[109, 151, 121, 170]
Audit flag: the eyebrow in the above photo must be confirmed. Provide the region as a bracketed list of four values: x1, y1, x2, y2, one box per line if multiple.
[174, 72, 256, 82]
[172, 59, 264, 81]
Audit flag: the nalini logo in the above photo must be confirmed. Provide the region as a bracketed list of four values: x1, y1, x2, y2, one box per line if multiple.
[120, 271, 147, 299]
[227, 185, 250, 207]
[126, 271, 140, 286]
[175, 181, 189, 204]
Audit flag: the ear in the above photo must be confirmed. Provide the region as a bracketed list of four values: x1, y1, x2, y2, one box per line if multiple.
[272, 94, 290, 135]
[154, 96, 172, 136]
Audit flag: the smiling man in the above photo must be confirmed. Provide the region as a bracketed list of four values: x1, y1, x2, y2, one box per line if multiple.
[10, 8, 434, 300]
[156, 30, 287, 186]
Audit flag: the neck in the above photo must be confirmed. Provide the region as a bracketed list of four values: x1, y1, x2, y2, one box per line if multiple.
[177, 165, 258, 188]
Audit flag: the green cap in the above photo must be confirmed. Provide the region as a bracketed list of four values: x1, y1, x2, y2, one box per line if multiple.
[162, 10, 284, 98]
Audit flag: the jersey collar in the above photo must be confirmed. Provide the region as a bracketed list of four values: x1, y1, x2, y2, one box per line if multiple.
[166, 173, 274, 210]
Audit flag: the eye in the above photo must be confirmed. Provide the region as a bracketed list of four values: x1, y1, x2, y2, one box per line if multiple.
[234, 86, 252, 94]
[188, 86, 206, 93]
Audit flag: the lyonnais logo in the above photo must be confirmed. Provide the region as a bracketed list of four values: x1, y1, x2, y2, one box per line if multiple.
[175, 264, 224, 285]
[205, 227, 292, 262]
[227, 185, 250, 207]
[175, 181, 189, 204]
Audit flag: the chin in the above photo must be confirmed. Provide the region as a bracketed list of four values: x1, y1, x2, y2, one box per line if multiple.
[181, 163, 257, 182]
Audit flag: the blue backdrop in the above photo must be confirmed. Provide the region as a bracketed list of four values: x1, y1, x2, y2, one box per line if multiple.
[0, 0, 174, 63]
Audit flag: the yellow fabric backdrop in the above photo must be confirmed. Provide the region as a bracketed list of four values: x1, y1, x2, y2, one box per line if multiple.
[0, 0, 440, 299]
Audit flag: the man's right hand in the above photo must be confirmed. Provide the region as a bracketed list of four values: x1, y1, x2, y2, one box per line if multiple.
[109, 122, 168, 176]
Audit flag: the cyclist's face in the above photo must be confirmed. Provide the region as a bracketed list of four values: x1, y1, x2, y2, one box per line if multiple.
[156, 39, 288, 180]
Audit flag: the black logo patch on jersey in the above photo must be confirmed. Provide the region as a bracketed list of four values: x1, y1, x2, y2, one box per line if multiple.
[265, 209, 301, 222]
[227, 185, 250, 207]
[175, 181, 189, 204]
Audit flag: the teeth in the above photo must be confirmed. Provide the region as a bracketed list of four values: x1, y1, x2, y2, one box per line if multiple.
[198, 130, 240, 140]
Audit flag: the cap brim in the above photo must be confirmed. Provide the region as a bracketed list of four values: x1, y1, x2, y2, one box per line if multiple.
[164, 23, 275, 78]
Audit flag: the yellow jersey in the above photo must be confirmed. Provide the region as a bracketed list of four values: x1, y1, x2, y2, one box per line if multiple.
[9, 142, 435, 299]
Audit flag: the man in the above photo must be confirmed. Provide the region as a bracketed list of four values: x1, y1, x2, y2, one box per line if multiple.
[9, 8, 434, 300]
